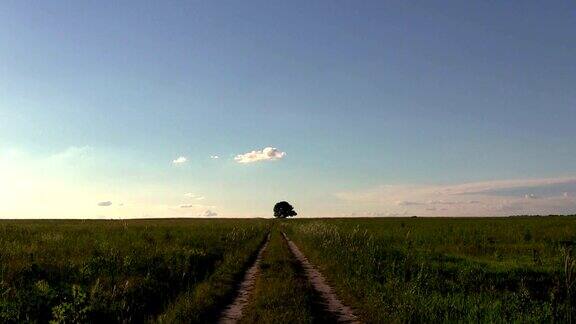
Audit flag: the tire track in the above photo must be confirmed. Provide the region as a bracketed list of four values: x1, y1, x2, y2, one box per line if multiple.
[218, 234, 270, 324]
[282, 232, 360, 323]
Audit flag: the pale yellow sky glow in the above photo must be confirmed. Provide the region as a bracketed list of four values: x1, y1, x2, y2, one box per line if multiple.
[1, 146, 575, 219]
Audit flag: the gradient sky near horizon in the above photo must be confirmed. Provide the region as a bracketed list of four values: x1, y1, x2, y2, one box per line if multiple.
[1, 1, 576, 218]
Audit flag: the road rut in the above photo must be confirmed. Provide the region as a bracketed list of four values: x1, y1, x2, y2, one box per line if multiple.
[218, 234, 270, 324]
[282, 233, 360, 323]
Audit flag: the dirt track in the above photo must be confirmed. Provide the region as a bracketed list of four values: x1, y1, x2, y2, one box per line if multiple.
[218, 232, 359, 323]
[283, 233, 360, 323]
[218, 235, 270, 324]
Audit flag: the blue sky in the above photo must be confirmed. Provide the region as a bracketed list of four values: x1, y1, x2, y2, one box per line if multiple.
[1, 1, 575, 218]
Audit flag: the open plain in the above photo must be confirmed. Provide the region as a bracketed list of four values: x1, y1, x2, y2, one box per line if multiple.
[1, 217, 575, 323]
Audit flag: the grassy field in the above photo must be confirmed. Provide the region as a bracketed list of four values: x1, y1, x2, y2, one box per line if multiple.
[284, 216, 576, 323]
[0, 219, 269, 323]
[1, 217, 575, 323]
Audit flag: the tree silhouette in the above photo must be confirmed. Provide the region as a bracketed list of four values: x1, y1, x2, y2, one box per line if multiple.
[273, 201, 297, 218]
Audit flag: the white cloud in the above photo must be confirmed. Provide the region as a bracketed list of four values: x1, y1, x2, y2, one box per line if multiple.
[524, 194, 538, 199]
[425, 200, 481, 205]
[97, 201, 113, 207]
[234, 147, 286, 164]
[428, 200, 459, 205]
[210, 155, 219, 159]
[49, 146, 92, 162]
[175, 203, 216, 210]
[184, 193, 205, 200]
[202, 210, 218, 217]
[172, 156, 188, 164]
[397, 201, 425, 206]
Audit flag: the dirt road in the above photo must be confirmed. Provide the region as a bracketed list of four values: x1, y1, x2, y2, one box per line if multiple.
[283, 232, 360, 323]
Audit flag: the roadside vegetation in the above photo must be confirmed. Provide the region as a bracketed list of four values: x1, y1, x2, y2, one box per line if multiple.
[285, 216, 576, 322]
[0, 219, 269, 323]
[158, 223, 269, 323]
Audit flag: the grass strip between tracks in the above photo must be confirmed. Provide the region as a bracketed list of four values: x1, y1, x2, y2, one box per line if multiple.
[240, 228, 333, 323]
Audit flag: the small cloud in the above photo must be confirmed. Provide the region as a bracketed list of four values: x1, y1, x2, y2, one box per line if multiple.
[385, 211, 408, 217]
[524, 194, 538, 199]
[97, 201, 113, 207]
[184, 193, 205, 200]
[172, 156, 188, 164]
[180, 204, 194, 208]
[210, 155, 219, 159]
[428, 200, 458, 205]
[49, 146, 92, 162]
[202, 210, 218, 217]
[564, 192, 570, 198]
[397, 201, 425, 206]
[234, 147, 286, 164]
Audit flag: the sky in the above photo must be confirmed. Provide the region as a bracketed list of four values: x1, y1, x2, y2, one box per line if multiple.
[1, 1, 575, 218]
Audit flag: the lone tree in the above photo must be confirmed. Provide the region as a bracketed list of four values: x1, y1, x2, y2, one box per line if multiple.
[273, 201, 297, 218]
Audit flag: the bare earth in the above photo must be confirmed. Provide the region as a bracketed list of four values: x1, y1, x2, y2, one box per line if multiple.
[283, 233, 360, 323]
[218, 235, 270, 324]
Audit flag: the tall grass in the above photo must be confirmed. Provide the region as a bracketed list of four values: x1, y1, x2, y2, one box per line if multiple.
[285, 217, 576, 323]
[563, 247, 576, 323]
[0, 219, 269, 323]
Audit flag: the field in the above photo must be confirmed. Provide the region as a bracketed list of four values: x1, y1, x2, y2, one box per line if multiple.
[0, 219, 269, 323]
[1, 217, 575, 323]
[284, 217, 576, 323]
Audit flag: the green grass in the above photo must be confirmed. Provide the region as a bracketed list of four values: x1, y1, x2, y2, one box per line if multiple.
[158, 226, 270, 323]
[240, 228, 329, 323]
[284, 216, 576, 323]
[0, 219, 270, 323]
[2, 217, 575, 323]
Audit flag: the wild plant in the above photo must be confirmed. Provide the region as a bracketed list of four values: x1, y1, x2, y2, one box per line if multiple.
[563, 247, 575, 323]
